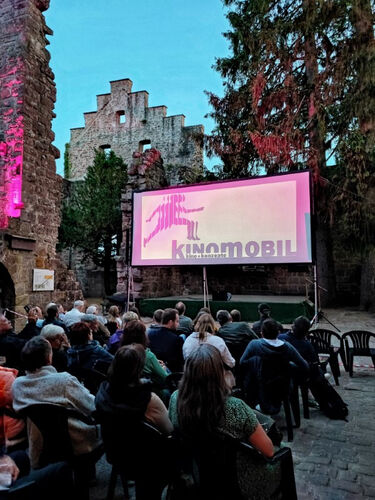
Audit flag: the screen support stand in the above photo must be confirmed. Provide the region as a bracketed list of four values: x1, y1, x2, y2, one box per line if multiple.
[311, 263, 340, 332]
[126, 265, 134, 312]
[202, 266, 210, 310]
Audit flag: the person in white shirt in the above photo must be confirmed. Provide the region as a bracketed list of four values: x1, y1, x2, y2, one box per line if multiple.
[183, 313, 235, 387]
[63, 300, 85, 329]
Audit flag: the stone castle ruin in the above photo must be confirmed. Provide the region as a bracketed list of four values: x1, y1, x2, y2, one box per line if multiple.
[0, 0, 81, 327]
[67, 78, 204, 183]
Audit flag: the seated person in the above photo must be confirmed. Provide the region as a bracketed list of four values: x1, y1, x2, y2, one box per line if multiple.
[216, 310, 258, 366]
[41, 304, 68, 333]
[95, 344, 173, 499]
[169, 344, 281, 499]
[183, 313, 235, 388]
[12, 337, 102, 469]
[146, 309, 164, 336]
[230, 309, 241, 322]
[240, 319, 309, 414]
[18, 309, 41, 340]
[252, 303, 271, 336]
[148, 309, 184, 372]
[120, 320, 168, 390]
[175, 302, 193, 337]
[107, 311, 138, 354]
[279, 316, 325, 382]
[0, 453, 74, 500]
[81, 314, 110, 347]
[40, 324, 70, 372]
[0, 315, 26, 370]
[67, 322, 113, 391]
[0, 366, 26, 451]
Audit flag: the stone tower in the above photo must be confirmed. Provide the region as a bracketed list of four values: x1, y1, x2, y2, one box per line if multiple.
[68, 78, 204, 181]
[0, 0, 81, 325]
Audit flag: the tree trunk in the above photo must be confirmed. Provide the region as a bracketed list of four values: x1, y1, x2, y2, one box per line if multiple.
[303, 0, 337, 305]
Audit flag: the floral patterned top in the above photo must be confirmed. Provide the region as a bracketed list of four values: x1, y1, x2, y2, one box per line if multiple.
[168, 391, 280, 499]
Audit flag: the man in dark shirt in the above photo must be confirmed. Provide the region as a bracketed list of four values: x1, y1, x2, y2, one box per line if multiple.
[175, 302, 193, 337]
[0, 314, 26, 370]
[148, 308, 184, 372]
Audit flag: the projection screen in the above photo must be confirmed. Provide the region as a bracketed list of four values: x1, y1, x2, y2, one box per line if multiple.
[131, 171, 312, 266]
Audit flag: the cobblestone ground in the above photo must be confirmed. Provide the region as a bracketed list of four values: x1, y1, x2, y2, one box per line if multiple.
[91, 308, 375, 500]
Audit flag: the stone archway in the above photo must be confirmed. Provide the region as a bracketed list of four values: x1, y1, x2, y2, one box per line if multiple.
[0, 263, 15, 315]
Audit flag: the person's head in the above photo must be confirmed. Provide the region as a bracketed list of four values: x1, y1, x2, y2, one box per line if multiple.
[121, 320, 147, 348]
[178, 344, 229, 436]
[46, 304, 58, 321]
[108, 305, 120, 318]
[195, 313, 216, 341]
[107, 344, 145, 392]
[86, 305, 98, 315]
[230, 309, 241, 322]
[292, 316, 311, 339]
[261, 318, 279, 339]
[129, 305, 140, 318]
[74, 300, 85, 312]
[81, 314, 99, 332]
[40, 324, 68, 350]
[216, 310, 231, 326]
[162, 308, 179, 330]
[69, 322, 92, 346]
[21, 336, 52, 372]
[258, 303, 271, 319]
[175, 302, 186, 316]
[0, 314, 12, 334]
[31, 306, 43, 319]
[122, 311, 138, 325]
[152, 309, 163, 325]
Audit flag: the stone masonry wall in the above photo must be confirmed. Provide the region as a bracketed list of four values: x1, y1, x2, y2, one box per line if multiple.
[68, 79, 204, 181]
[0, 0, 81, 329]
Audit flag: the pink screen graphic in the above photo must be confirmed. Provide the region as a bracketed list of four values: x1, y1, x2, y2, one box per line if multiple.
[132, 171, 312, 266]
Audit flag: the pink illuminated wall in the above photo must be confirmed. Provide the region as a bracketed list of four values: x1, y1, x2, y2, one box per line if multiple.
[0, 58, 24, 229]
[132, 171, 312, 266]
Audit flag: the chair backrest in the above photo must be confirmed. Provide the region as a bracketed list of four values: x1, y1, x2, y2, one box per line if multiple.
[342, 331, 375, 354]
[20, 404, 74, 466]
[308, 328, 340, 351]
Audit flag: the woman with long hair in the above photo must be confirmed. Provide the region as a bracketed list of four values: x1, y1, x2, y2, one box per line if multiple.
[183, 313, 235, 387]
[169, 344, 280, 498]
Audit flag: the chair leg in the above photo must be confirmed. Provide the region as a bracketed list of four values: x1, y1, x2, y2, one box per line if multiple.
[283, 399, 293, 442]
[289, 386, 300, 428]
[106, 467, 118, 500]
[349, 353, 354, 377]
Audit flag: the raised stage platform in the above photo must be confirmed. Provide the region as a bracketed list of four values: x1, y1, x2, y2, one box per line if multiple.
[139, 294, 314, 324]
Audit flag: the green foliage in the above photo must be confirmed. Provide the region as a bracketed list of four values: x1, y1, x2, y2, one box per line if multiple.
[64, 143, 72, 179]
[58, 150, 127, 270]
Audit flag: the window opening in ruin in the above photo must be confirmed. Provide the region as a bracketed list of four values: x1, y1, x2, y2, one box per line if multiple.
[117, 111, 126, 124]
[139, 140, 151, 153]
[100, 145, 112, 157]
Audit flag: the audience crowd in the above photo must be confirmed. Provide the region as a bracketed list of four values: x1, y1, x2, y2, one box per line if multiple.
[0, 297, 335, 498]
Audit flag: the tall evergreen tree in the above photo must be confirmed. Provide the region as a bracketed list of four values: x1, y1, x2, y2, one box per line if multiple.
[59, 150, 127, 295]
[206, 0, 375, 305]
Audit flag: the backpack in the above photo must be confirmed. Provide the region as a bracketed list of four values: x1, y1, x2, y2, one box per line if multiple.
[309, 378, 349, 420]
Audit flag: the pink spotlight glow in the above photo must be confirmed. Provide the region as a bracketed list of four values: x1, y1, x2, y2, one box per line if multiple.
[0, 58, 24, 228]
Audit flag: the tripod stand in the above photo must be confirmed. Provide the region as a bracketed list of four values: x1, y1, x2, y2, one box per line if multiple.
[310, 264, 340, 332]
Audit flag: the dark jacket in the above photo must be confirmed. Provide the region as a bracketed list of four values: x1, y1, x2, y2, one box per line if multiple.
[218, 321, 258, 368]
[67, 340, 113, 380]
[0, 332, 26, 370]
[278, 332, 319, 365]
[176, 315, 194, 336]
[42, 318, 68, 334]
[148, 326, 184, 372]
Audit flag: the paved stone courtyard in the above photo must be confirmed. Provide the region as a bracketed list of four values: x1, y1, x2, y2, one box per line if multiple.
[91, 308, 375, 499]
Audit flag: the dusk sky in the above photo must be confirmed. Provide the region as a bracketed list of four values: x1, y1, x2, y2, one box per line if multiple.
[45, 0, 230, 175]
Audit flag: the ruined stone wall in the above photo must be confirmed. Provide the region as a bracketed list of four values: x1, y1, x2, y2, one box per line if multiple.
[0, 0, 81, 328]
[68, 79, 204, 182]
